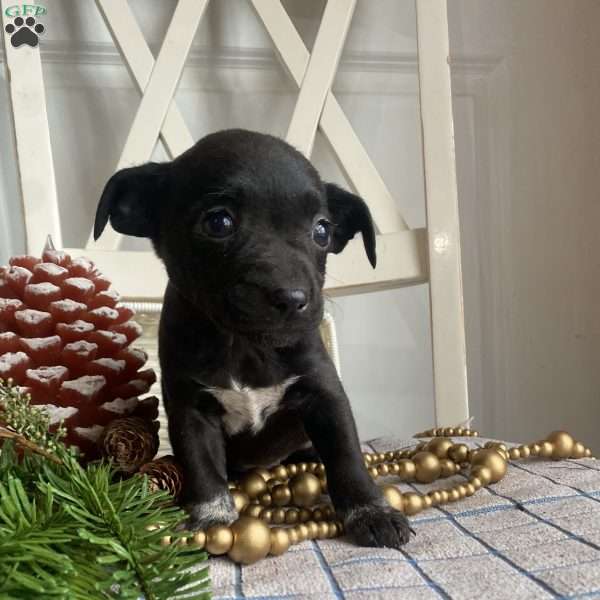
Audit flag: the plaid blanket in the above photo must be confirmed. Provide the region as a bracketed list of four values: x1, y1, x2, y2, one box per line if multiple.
[209, 436, 600, 600]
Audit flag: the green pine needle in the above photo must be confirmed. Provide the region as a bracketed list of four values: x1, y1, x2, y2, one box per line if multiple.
[0, 380, 210, 599]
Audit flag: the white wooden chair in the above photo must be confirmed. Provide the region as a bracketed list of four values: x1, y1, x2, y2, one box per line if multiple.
[1, 0, 469, 428]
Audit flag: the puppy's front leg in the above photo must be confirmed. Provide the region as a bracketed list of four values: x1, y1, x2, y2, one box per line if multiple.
[167, 389, 237, 531]
[300, 380, 412, 549]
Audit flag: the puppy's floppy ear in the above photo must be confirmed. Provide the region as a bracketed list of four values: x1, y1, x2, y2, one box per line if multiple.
[325, 183, 377, 268]
[94, 162, 170, 241]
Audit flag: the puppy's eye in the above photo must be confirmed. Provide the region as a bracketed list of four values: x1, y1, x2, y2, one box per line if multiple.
[312, 219, 332, 248]
[202, 209, 236, 238]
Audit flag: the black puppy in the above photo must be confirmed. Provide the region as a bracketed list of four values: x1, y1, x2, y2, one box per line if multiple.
[94, 129, 411, 548]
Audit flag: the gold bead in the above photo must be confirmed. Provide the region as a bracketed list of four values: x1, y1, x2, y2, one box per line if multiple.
[306, 521, 319, 539]
[328, 522, 339, 537]
[271, 465, 288, 480]
[176, 536, 188, 546]
[260, 509, 272, 523]
[471, 449, 507, 483]
[267, 478, 284, 491]
[244, 504, 263, 518]
[438, 490, 449, 503]
[470, 477, 483, 491]
[455, 428, 465, 436]
[160, 535, 171, 546]
[382, 484, 404, 512]
[289, 473, 322, 507]
[471, 465, 493, 486]
[312, 509, 323, 522]
[445, 428, 455, 436]
[518, 445, 531, 459]
[402, 492, 424, 516]
[508, 448, 521, 460]
[440, 458, 456, 478]
[285, 508, 299, 525]
[299, 508, 312, 523]
[378, 453, 386, 463]
[271, 484, 292, 506]
[271, 508, 286, 525]
[316, 464, 326, 475]
[456, 484, 468, 498]
[192, 531, 206, 549]
[240, 473, 268, 499]
[205, 525, 234, 555]
[448, 488, 461, 502]
[369, 467, 379, 478]
[485, 443, 508, 461]
[427, 437, 454, 459]
[288, 528, 299, 545]
[298, 463, 308, 472]
[295, 524, 309, 541]
[398, 459, 416, 480]
[422, 495, 433, 509]
[269, 527, 291, 556]
[259, 493, 272, 506]
[317, 521, 329, 539]
[472, 431, 479, 437]
[429, 490, 442, 505]
[252, 468, 272, 481]
[413, 452, 441, 483]
[585, 448, 592, 457]
[539, 441, 554, 458]
[228, 517, 271, 565]
[308, 462, 319, 473]
[286, 464, 298, 476]
[464, 483, 476, 497]
[363, 453, 372, 464]
[377, 464, 390, 476]
[388, 463, 400, 475]
[231, 490, 250, 512]
[448, 443, 469, 463]
[572, 442, 586, 459]
[530, 443, 541, 456]
[546, 431, 575, 459]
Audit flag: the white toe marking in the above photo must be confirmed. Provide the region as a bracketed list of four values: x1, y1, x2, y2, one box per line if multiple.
[198, 492, 237, 524]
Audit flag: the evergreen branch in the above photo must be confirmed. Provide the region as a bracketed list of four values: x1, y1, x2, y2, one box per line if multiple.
[0, 378, 69, 459]
[0, 426, 62, 464]
[0, 377, 210, 599]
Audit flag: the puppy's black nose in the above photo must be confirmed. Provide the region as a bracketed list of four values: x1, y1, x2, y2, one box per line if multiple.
[270, 288, 308, 315]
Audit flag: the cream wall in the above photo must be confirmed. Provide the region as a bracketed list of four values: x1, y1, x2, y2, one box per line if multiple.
[450, 0, 600, 450]
[1, 0, 599, 448]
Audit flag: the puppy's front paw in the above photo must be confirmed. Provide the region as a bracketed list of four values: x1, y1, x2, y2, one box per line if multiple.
[180, 493, 238, 532]
[344, 504, 413, 549]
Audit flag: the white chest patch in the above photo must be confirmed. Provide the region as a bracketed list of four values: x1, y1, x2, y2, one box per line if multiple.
[206, 376, 300, 435]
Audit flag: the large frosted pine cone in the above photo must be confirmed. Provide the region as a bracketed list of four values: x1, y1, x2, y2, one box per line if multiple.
[0, 248, 158, 459]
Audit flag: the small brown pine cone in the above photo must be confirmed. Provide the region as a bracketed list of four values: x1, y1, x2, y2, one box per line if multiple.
[139, 455, 183, 499]
[101, 416, 159, 473]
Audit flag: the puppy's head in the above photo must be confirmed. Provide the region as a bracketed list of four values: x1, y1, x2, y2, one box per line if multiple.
[95, 129, 376, 346]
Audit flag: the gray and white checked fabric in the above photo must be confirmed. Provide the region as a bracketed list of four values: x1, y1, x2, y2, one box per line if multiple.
[209, 435, 600, 600]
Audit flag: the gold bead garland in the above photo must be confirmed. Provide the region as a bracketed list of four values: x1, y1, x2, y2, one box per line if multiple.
[160, 428, 594, 565]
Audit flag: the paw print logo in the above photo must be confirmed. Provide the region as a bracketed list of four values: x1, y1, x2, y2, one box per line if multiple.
[4, 16, 45, 48]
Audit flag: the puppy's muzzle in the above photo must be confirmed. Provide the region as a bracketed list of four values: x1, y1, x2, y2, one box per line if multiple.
[270, 288, 308, 316]
[227, 283, 310, 324]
